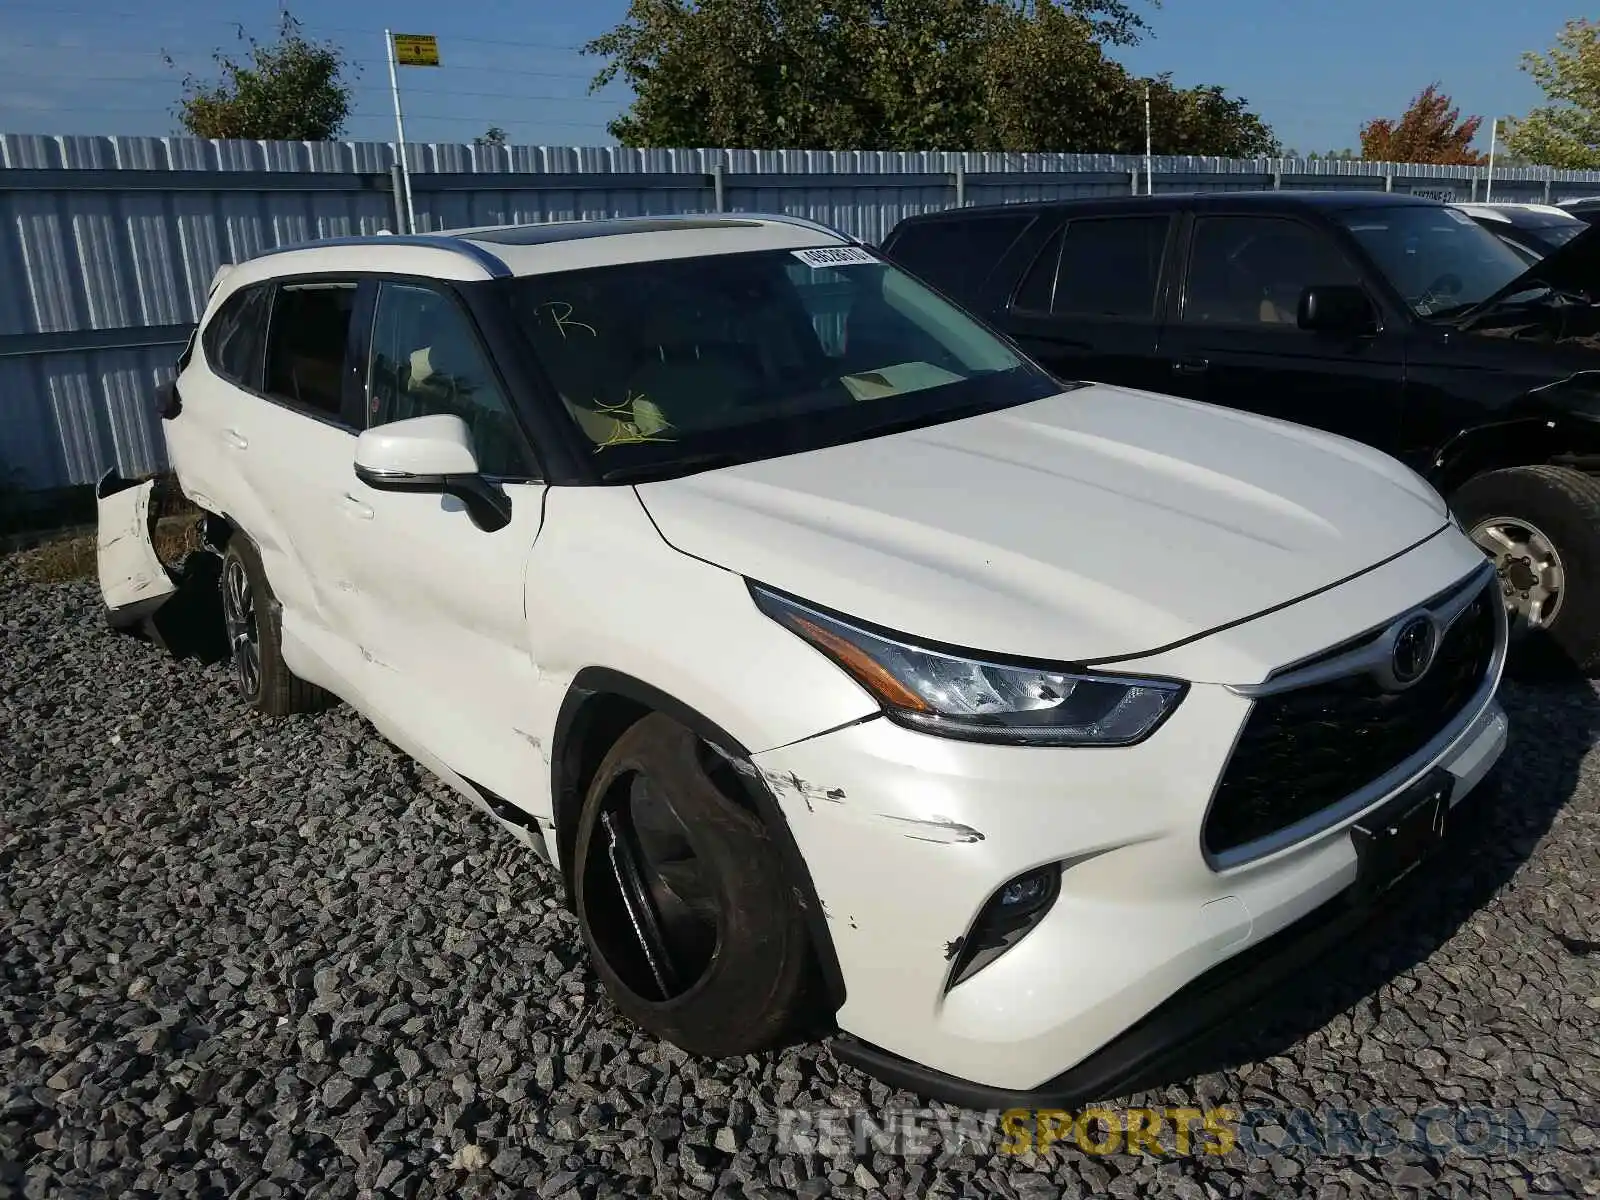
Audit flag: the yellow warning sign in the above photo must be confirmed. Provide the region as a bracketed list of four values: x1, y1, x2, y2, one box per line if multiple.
[392, 34, 440, 67]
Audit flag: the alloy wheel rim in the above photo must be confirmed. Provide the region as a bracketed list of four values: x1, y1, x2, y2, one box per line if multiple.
[592, 772, 720, 1002]
[221, 558, 262, 697]
[1470, 515, 1565, 633]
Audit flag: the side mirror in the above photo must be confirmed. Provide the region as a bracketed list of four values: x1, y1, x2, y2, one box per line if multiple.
[1297, 285, 1378, 335]
[354, 413, 511, 532]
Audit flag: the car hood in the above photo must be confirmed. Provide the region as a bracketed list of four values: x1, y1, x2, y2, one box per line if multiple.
[635, 384, 1449, 664]
[1455, 213, 1600, 321]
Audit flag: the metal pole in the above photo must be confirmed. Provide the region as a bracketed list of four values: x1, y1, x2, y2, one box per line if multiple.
[954, 163, 966, 208]
[388, 164, 407, 233]
[1144, 83, 1153, 195]
[1484, 119, 1497, 203]
[711, 162, 725, 212]
[385, 30, 417, 234]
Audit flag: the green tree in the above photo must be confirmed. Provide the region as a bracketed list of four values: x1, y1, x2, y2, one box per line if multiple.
[1505, 19, 1600, 169]
[168, 12, 357, 141]
[583, 1, 1278, 155]
[476, 126, 510, 147]
[1359, 83, 1487, 164]
[1145, 75, 1280, 157]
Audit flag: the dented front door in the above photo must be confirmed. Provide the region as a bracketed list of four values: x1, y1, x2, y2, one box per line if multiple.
[320, 280, 551, 810]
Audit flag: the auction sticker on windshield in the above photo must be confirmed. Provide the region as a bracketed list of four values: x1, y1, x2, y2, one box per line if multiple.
[793, 246, 879, 268]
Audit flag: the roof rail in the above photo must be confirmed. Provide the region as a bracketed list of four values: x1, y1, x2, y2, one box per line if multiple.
[245, 212, 859, 276]
[441, 210, 862, 246]
[740, 211, 864, 245]
[248, 233, 511, 278]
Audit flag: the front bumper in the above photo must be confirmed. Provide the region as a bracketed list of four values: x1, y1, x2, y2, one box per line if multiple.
[829, 758, 1506, 1110]
[749, 534, 1508, 1096]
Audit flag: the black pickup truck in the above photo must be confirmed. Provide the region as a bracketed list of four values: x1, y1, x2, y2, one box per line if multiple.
[882, 190, 1600, 671]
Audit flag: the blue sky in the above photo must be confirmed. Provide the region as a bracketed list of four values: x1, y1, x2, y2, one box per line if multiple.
[0, 0, 1579, 154]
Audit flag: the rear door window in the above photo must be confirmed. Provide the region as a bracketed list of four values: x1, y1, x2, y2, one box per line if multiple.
[1050, 216, 1170, 318]
[262, 281, 359, 421]
[1011, 226, 1063, 312]
[884, 213, 1034, 304]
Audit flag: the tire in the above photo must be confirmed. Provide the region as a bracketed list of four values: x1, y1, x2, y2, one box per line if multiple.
[219, 537, 333, 716]
[572, 712, 814, 1058]
[1450, 464, 1600, 673]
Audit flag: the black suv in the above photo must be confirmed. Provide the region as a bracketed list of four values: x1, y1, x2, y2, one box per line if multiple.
[883, 190, 1600, 671]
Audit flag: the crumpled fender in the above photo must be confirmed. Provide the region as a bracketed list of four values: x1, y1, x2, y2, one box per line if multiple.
[96, 470, 177, 628]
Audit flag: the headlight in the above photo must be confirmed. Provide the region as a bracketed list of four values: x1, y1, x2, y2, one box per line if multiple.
[749, 584, 1185, 746]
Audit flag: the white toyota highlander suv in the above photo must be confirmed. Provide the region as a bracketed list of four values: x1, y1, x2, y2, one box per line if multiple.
[97, 213, 1509, 1107]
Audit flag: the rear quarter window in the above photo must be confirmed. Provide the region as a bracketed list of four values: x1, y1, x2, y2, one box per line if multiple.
[884, 213, 1034, 305]
[201, 284, 271, 387]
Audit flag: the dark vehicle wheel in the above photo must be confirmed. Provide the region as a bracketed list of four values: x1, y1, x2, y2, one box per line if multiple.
[572, 713, 814, 1058]
[220, 538, 333, 715]
[1451, 465, 1600, 673]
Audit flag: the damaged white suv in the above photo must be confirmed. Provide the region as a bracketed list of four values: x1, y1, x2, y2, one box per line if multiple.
[99, 213, 1508, 1107]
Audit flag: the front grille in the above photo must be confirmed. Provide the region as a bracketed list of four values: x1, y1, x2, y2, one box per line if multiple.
[1204, 582, 1498, 860]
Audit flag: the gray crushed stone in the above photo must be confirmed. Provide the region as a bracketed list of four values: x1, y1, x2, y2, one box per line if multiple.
[1, 555, 1596, 1198]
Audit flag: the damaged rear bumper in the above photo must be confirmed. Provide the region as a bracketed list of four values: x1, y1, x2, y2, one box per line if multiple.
[96, 470, 177, 629]
[95, 470, 223, 658]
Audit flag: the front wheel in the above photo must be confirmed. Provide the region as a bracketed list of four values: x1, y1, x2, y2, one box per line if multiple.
[1451, 464, 1600, 673]
[572, 713, 815, 1058]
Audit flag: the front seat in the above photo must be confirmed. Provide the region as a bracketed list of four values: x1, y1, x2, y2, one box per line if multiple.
[623, 303, 765, 432]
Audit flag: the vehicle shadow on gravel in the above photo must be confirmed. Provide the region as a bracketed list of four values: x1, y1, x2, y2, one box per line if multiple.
[121, 551, 231, 665]
[1136, 676, 1600, 1092]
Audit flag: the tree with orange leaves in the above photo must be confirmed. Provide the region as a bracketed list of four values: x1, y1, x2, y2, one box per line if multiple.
[1359, 83, 1489, 164]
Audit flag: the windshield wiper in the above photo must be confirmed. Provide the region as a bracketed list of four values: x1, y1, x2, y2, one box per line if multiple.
[1437, 285, 1558, 329]
[599, 452, 746, 484]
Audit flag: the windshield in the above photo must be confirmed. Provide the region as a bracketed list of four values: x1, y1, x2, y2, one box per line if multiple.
[507, 247, 1060, 480]
[1334, 204, 1534, 318]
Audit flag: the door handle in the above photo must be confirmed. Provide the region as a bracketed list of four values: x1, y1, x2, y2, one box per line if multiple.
[221, 428, 248, 450]
[341, 493, 375, 521]
[1171, 357, 1210, 376]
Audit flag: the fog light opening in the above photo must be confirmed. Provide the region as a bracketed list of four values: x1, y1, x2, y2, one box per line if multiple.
[945, 863, 1061, 991]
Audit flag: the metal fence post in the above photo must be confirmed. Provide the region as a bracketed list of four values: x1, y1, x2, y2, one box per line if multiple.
[1469, 174, 1479, 201]
[1384, 171, 1394, 193]
[1544, 174, 1553, 204]
[954, 164, 966, 208]
[1130, 166, 1139, 195]
[388, 164, 407, 233]
[711, 162, 725, 213]
[1272, 167, 1282, 190]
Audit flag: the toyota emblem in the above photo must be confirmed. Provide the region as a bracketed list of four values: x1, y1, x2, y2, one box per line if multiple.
[1388, 615, 1438, 688]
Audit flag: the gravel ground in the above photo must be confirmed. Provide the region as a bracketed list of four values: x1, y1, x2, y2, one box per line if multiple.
[2, 555, 1597, 1200]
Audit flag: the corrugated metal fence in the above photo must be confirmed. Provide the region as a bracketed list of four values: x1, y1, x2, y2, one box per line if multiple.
[5, 132, 1600, 495]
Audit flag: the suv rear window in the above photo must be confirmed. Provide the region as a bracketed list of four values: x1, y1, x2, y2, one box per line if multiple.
[884, 213, 1034, 303]
[263, 282, 358, 420]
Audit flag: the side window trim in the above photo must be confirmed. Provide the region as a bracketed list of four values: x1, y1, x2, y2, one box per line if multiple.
[1007, 220, 1065, 315]
[343, 278, 378, 432]
[364, 276, 545, 483]
[1177, 213, 1367, 331]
